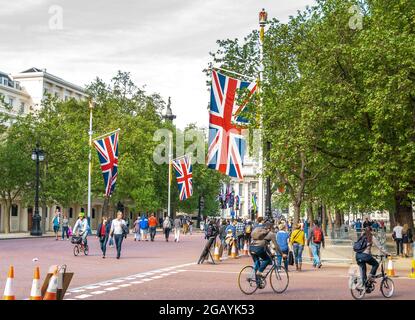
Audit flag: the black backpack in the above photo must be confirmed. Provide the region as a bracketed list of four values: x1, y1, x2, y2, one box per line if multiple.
[353, 235, 368, 253]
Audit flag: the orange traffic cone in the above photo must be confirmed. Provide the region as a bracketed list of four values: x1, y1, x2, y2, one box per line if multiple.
[243, 241, 249, 256]
[213, 241, 221, 262]
[387, 256, 396, 277]
[43, 268, 58, 300]
[30, 266, 42, 300]
[409, 259, 415, 279]
[231, 241, 238, 258]
[3, 266, 15, 300]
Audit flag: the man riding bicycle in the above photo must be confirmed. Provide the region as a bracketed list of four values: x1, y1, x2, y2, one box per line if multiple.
[354, 226, 390, 286]
[72, 212, 89, 246]
[250, 222, 285, 278]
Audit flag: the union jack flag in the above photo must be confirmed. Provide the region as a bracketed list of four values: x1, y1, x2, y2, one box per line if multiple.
[172, 155, 193, 201]
[207, 70, 257, 179]
[93, 131, 119, 197]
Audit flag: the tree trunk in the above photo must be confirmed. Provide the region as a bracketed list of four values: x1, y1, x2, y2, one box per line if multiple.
[293, 201, 301, 224]
[306, 205, 313, 221]
[394, 191, 414, 230]
[102, 196, 110, 218]
[389, 210, 396, 232]
[322, 205, 328, 236]
[4, 201, 11, 234]
[335, 209, 342, 228]
[42, 204, 47, 233]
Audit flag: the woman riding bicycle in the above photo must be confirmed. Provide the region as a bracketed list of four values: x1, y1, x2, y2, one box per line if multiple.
[355, 226, 390, 286]
[250, 221, 285, 278]
[72, 212, 89, 246]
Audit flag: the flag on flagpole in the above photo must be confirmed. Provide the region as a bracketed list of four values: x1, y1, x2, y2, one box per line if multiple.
[207, 70, 257, 179]
[93, 131, 119, 197]
[172, 155, 193, 201]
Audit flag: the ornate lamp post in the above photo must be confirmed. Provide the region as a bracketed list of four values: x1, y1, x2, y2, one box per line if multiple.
[198, 195, 204, 229]
[30, 143, 45, 236]
[163, 97, 176, 218]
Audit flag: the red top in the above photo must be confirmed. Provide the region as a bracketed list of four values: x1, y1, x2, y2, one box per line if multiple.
[100, 224, 106, 236]
[148, 216, 157, 227]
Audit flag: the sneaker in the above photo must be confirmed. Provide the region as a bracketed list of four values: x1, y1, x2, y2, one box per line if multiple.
[318, 263, 322, 268]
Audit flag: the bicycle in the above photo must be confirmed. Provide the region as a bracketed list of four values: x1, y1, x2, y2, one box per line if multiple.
[238, 251, 289, 295]
[71, 235, 89, 256]
[349, 254, 395, 300]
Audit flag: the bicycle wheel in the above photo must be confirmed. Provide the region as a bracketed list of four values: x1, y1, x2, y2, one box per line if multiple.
[380, 277, 394, 298]
[270, 266, 289, 293]
[238, 266, 258, 295]
[84, 245, 89, 256]
[350, 277, 365, 300]
[73, 245, 80, 256]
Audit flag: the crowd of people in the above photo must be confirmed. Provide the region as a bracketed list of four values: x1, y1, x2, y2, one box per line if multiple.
[204, 216, 325, 272]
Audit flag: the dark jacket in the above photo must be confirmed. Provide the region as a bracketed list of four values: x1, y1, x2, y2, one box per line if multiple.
[97, 222, 111, 238]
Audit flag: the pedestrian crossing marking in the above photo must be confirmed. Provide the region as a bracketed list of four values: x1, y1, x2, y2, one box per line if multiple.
[74, 294, 92, 299]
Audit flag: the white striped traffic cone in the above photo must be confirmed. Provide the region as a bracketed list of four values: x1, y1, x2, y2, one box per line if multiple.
[3, 266, 15, 300]
[231, 241, 238, 258]
[387, 256, 396, 277]
[43, 268, 58, 300]
[243, 241, 249, 256]
[29, 266, 42, 300]
[213, 241, 221, 261]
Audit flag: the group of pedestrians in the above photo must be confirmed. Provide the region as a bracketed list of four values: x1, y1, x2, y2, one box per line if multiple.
[392, 222, 413, 257]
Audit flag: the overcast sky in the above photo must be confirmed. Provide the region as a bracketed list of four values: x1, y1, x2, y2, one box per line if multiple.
[0, 0, 315, 129]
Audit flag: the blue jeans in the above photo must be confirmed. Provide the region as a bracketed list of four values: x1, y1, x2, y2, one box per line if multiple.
[114, 234, 124, 258]
[276, 249, 289, 270]
[99, 236, 108, 256]
[310, 243, 321, 266]
[61, 226, 69, 239]
[250, 246, 271, 273]
[356, 253, 379, 283]
[293, 243, 304, 264]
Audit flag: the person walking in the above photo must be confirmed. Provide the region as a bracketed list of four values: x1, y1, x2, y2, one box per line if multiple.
[148, 213, 158, 241]
[290, 223, 305, 271]
[107, 218, 114, 247]
[182, 216, 189, 235]
[133, 216, 141, 241]
[163, 215, 172, 241]
[303, 218, 310, 239]
[244, 220, 253, 245]
[188, 219, 193, 235]
[276, 224, 290, 271]
[393, 222, 404, 257]
[218, 219, 227, 257]
[355, 219, 363, 237]
[110, 211, 127, 259]
[61, 213, 70, 240]
[307, 220, 325, 268]
[235, 219, 245, 251]
[52, 209, 60, 241]
[97, 216, 110, 258]
[402, 224, 413, 258]
[140, 214, 149, 241]
[174, 216, 182, 242]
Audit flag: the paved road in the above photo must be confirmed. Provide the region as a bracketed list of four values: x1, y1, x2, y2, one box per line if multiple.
[0, 233, 413, 300]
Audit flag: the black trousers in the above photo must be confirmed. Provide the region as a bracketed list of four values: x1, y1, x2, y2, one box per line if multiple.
[395, 238, 403, 255]
[164, 228, 171, 240]
[356, 253, 379, 283]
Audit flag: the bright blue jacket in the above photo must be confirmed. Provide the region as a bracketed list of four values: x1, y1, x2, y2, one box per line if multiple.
[276, 231, 290, 252]
[139, 217, 149, 229]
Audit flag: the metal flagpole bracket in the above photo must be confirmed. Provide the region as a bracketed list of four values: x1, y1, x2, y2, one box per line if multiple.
[211, 67, 257, 82]
[93, 128, 121, 141]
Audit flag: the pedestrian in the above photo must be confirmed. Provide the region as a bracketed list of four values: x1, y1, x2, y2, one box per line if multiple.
[182, 216, 189, 235]
[174, 216, 182, 242]
[188, 219, 193, 235]
[52, 209, 60, 240]
[61, 213, 70, 240]
[355, 219, 363, 237]
[107, 218, 114, 247]
[393, 222, 404, 257]
[307, 220, 325, 268]
[110, 211, 127, 259]
[218, 219, 227, 257]
[276, 224, 290, 271]
[402, 224, 413, 258]
[97, 216, 110, 258]
[290, 223, 305, 271]
[133, 216, 141, 241]
[163, 215, 172, 241]
[235, 219, 245, 251]
[379, 220, 386, 232]
[140, 214, 149, 241]
[149, 213, 158, 241]
[363, 216, 372, 229]
[304, 218, 310, 239]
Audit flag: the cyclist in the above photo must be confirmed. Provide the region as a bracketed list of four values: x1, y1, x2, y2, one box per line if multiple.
[354, 226, 389, 286]
[72, 212, 89, 247]
[250, 222, 285, 278]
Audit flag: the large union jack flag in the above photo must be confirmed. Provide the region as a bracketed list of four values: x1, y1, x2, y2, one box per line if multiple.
[207, 70, 257, 179]
[93, 131, 119, 197]
[172, 155, 193, 201]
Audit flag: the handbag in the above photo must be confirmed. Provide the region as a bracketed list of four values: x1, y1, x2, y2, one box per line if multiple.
[288, 251, 294, 266]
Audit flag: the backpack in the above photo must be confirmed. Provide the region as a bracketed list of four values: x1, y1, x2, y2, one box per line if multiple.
[245, 224, 252, 234]
[206, 224, 217, 238]
[353, 235, 368, 253]
[313, 227, 323, 244]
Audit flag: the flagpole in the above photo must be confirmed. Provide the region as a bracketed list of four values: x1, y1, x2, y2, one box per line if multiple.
[212, 67, 256, 81]
[168, 131, 172, 218]
[93, 128, 121, 141]
[87, 100, 94, 227]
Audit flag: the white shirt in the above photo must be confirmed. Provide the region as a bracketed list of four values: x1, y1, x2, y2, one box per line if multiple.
[111, 219, 126, 235]
[393, 225, 403, 239]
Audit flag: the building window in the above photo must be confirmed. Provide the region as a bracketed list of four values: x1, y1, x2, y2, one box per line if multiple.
[8, 97, 14, 107]
[92, 208, 96, 219]
[251, 182, 257, 190]
[11, 204, 18, 217]
[69, 208, 73, 218]
[19, 102, 25, 114]
[239, 183, 243, 196]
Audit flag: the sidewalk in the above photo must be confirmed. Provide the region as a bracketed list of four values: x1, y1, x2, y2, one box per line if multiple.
[0, 232, 56, 240]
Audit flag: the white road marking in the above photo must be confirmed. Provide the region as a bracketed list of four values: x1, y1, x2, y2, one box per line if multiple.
[74, 294, 92, 299]
[100, 282, 114, 286]
[104, 287, 119, 291]
[119, 284, 132, 287]
[142, 278, 153, 282]
[91, 291, 106, 295]
[70, 289, 85, 293]
[85, 286, 101, 290]
[151, 276, 163, 279]
[110, 279, 124, 283]
[131, 281, 143, 284]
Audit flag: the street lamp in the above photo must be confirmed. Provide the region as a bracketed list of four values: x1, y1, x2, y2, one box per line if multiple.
[163, 97, 176, 218]
[30, 143, 45, 236]
[198, 195, 204, 228]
